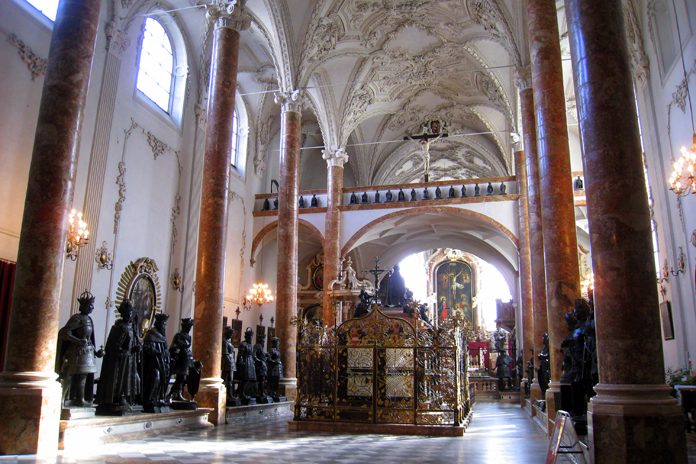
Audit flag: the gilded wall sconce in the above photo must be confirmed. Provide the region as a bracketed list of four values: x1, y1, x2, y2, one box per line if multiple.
[170, 268, 183, 293]
[66, 208, 89, 261]
[95, 241, 113, 270]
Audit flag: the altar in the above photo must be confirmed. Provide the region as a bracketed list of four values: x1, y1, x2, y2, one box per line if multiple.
[292, 306, 471, 435]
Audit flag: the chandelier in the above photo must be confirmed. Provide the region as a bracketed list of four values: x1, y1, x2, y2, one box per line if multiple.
[66, 208, 89, 261]
[243, 282, 274, 309]
[668, 0, 696, 197]
[669, 135, 696, 196]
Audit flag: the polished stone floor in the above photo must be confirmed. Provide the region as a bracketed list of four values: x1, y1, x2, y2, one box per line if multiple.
[0, 402, 552, 463]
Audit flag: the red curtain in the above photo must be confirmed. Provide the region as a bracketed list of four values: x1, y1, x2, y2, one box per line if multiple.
[0, 260, 16, 371]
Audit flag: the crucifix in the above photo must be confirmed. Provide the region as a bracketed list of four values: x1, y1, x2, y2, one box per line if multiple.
[365, 256, 388, 291]
[404, 119, 448, 183]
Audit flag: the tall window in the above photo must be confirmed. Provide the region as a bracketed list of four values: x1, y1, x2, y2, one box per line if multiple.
[23, 0, 58, 21]
[136, 18, 174, 113]
[231, 109, 241, 167]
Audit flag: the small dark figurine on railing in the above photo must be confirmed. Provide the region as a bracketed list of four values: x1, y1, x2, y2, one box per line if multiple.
[385, 189, 393, 202]
[361, 192, 369, 203]
[299, 196, 306, 208]
[310, 194, 318, 207]
[486, 182, 494, 195]
[499, 182, 506, 194]
[448, 186, 456, 198]
[474, 183, 480, 196]
[410, 188, 417, 201]
[398, 189, 405, 201]
[435, 186, 442, 199]
[350, 192, 358, 204]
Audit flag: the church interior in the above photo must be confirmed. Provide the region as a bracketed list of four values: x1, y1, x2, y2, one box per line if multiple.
[0, 0, 695, 462]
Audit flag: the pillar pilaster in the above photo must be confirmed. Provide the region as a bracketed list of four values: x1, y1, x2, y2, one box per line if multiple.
[527, 0, 581, 427]
[321, 147, 348, 326]
[0, 0, 101, 455]
[565, 1, 686, 461]
[518, 74, 548, 406]
[192, 2, 250, 426]
[274, 89, 302, 401]
[514, 147, 533, 405]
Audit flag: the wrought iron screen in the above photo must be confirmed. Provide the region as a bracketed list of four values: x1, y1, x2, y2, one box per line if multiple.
[295, 307, 470, 426]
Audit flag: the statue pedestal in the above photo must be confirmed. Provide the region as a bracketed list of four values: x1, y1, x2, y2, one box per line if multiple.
[170, 400, 198, 411]
[59, 409, 212, 451]
[61, 406, 96, 420]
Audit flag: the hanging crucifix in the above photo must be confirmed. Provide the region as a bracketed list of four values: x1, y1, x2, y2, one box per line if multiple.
[404, 119, 448, 183]
[365, 256, 388, 291]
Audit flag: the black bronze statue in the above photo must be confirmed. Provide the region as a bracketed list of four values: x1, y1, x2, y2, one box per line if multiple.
[486, 182, 494, 195]
[423, 187, 429, 199]
[254, 333, 272, 403]
[461, 185, 467, 197]
[398, 189, 405, 201]
[142, 313, 170, 413]
[236, 328, 257, 404]
[361, 192, 369, 203]
[435, 186, 442, 199]
[267, 337, 285, 402]
[448, 186, 456, 198]
[273, 197, 278, 209]
[499, 181, 507, 194]
[385, 190, 393, 202]
[95, 299, 140, 415]
[169, 318, 201, 408]
[299, 196, 306, 208]
[262, 198, 270, 210]
[495, 350, 513, 391]
[222, 326, 238, 406]
[350, 192, 358, 204]
[353, 289, 372, 318]
[374, 190, 381, 203]
[474, 183, 480, 196]
[537, 332, 551, 394]
[410, 188, 417, 201]
[384, 264, 407, 307]
[56, 290, 103, 407]
[310, 194, 318, 207]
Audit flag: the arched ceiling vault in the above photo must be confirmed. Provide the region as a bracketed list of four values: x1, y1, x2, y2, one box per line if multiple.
[244, 0, 528, 186]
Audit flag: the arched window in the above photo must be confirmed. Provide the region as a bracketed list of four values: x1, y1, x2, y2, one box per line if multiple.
[231, 109, 241, 167]
[136, 18, 174, 113]
[22, 0, 58, 21]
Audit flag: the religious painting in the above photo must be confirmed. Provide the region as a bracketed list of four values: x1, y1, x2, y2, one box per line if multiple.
[130, 273, 156, 335]
[660, 301, 674, 340]
[115, 257, 162, 336]
[312, 264, 324, 290]
[435, 260, 473, 325]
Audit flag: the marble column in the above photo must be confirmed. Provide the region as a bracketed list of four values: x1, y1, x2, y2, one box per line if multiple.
[527, 0, 580, 427]
[322, 147, 348, 326]
[192, 3, 249, 426]
[565, 1, 687, 462]
[274, 90, 302, 401]
[514, 147, 533, 405]
[519, 75, 548, 405]
[0, 0, 101, 456]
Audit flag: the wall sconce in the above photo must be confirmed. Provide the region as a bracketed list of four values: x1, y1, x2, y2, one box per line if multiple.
[95, 241, 113, 270]
[670, 247, 686, 277]
[170, 268, 184, 293]
[242, 281, 274, 310]
[66, 208, 89, 261]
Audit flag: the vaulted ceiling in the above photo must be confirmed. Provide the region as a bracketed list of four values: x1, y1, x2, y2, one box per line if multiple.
[231, 0, 529, 186]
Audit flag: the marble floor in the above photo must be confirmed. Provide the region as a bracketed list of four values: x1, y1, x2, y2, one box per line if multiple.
[0, 402, 552, 464]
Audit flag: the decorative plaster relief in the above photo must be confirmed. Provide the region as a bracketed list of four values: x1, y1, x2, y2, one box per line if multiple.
[7, 33, 47, 80]
[114, 161, 127, 234]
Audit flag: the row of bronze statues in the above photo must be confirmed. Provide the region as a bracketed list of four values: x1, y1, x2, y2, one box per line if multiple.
[56, 291, 285, 416]
[347, 181, 507, 205]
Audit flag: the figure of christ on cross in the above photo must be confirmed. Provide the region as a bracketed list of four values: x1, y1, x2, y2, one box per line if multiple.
[404, 120, 449, 183]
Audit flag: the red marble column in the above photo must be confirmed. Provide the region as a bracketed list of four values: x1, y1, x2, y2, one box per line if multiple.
[192, 3, 249, 426]
[565, 1, 687, 462]
[527, 0, 580, 427]
[514, 148, 534, 405]
[519, 82, 548, 405]
[322, 148, 347, 326]
[0, 0, 101, 455]
[274, 90, 302, 400]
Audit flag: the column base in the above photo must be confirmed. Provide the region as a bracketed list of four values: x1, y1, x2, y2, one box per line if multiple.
[588, 383, 686, 464]
[0, 372, 62, 456]
[279, 377, 297, 402]
[545, 382, 561, 433]
[195, 377, 226, 426]
[530, 380, 543, 404]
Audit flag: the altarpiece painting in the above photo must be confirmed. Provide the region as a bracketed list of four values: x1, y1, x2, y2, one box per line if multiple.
[435, 260, 473, 325]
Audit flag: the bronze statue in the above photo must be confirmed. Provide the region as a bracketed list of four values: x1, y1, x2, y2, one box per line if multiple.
[142, 313, 170, 413]
[95, 299, 140, 415]
[486, 182, 494, 195]
[448, 186, 455, 198]
[299, 196, 306, 208]
[254, 333, 272, 403]
[474, 183, 480, 196]
[56, 290, 103, 407]
[398, 189, 405, 201]
[435, 186, 442, 199]
[350, 192, 358, 204]
[495, 350, 513, 391]
[236, 328, 257, 404]
[410, 188, 417, 201]
[353, 289, 372, 318]
[537, 332, 550, 394]
[493, 325, 507, 352]
[222, 326, 238, 405]
[385, 190, 393, 202]
[384, 264, 407, 307]
[310, 194, 318, 207]
[361, 192, 369, 203]
[461, 184, 467, 197]
[169, 318, 198, 403]
[267, 337, 285, 401]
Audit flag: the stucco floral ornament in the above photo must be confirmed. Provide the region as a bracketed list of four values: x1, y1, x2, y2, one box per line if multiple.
[691, 229, 696, 248]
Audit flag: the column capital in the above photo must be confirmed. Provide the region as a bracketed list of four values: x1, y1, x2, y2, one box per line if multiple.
[322, 147, 348, 167]
[206, 0, 251, 32]
[104, 20, 130, 57]
[274, 89, 303, 113]
[514, 65, 532, 91]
